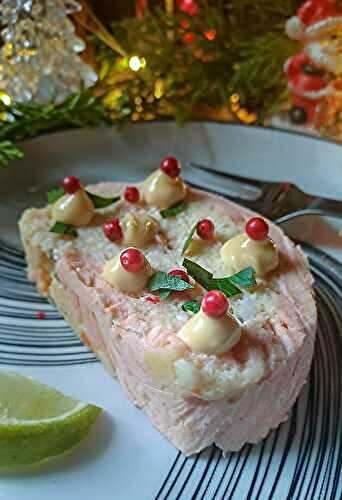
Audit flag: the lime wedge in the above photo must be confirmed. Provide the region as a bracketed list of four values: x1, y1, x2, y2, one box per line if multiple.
[0, 371, 102, 467]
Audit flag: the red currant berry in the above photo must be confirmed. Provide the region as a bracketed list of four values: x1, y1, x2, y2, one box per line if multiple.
[120, 248, 145, 273]
[168, 269, 190, 283]
[61, 175, 81, 194]
[202, 290, 228, 318]
[160, 157, 181, 178]
[196, 219, 214, 240]
[103, 218, 123, 242]
[245, 217, 269, 241]
[124, 186, 140, 203]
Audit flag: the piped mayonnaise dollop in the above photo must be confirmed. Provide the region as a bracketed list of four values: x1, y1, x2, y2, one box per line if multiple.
[177, 309, 241, 355]
[102, 251, 152, 293]
[220, 233, 279, 277]
[51, 189, 94, 227]
[121, 213, 159, 247]
[142, 169, 187, 209]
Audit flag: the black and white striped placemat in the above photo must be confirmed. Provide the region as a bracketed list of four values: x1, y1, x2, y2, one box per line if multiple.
[0, 239, 341, 499]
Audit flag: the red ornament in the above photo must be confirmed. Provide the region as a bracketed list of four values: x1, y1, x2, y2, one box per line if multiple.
[245, 217, 269, 241]
[120, 248, 145, 272]
[61, 175, 81, 194]
[202, 290, 229, 318]
[180, 18, 190, 30]
[196, 219, 214, 240]
[35, 311, 46, 320]
[103, 218, 123, 242]
[160, 157, 181, 178]
[177, 0, 199, 16]
[168, 269, 190, 283]
[124, 186, 140, 203]
[182, 32, 196, 43]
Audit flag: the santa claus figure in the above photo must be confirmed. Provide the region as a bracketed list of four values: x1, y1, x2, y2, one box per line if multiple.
[285, 0, 342, 128]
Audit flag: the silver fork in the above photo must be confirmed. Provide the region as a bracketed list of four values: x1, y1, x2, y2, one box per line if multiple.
[185, 162, 342, 224]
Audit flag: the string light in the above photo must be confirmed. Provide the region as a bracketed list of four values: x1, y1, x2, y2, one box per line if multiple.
[128, 56, 146, 71]
[229, 93, 258, 124]
[0, 91, 11, 106]
[154, 79, 164, 99]
[204, 29, 216, 41]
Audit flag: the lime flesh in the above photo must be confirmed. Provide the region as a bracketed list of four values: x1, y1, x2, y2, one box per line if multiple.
[0, 371, 102, 467]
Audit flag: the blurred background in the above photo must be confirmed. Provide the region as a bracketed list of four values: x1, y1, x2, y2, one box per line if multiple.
[0, 0, 342, 169]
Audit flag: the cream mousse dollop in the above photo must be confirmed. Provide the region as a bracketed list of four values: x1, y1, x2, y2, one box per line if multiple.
[220, 217, 279, 277]
[142, 169, 187, 209]
[220, 234, 279, 277]
[102, 247, 152, 293]
[121, 213, 159, 247]
[177, 291, 241, 355]
[51, 189, 94, 227]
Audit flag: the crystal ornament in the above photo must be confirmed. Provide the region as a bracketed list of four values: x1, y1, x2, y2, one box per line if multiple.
[0, 0, 97, 103]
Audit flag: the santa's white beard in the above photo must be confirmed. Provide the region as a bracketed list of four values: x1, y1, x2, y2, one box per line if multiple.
[305, 41, 342, 74]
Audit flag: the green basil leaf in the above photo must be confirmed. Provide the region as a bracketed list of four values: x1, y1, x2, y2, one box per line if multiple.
[85, 191, 120, 209]
[182, 258, 213, 289]
[50, 221, 78, 237]
[229, 267, 257, 288]
[183, 258, 256, 298]
[211, 277, 241, 296]
[159, 290, 171, 300]
[160, 201, 187, 219]
[181, 300, 200, 314]
[47, 187, 64, 204]
[148, 271, 193, 294]
[181, 224, 197, 256]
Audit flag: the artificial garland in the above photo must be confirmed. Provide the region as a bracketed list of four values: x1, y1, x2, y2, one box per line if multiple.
[0, 0, 341, 168]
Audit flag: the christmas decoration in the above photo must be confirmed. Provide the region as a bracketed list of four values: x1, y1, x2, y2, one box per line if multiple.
[0, 0, 97, 103]
[1, 0, 342, 170]
[285, 0, 342, 132]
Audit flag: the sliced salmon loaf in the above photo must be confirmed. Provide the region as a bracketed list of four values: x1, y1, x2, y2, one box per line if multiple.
[19, 176, 317, 456]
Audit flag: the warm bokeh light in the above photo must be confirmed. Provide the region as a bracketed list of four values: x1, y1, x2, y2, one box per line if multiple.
[128, 56, 146, 71]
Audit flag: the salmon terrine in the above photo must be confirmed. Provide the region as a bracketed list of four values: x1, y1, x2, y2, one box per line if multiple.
[19, 159, 317, 456]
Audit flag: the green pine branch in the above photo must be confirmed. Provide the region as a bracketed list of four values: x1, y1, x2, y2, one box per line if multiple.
[0, 90, 110, 167]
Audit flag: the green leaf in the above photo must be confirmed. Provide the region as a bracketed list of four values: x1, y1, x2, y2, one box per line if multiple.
[181, 300, 200, 314]
[47, 187, 64, 204]
[182, 258, 213, 290]
[229, 267, 257, 288]
[183, 258, 256, 298]
[160, 201, 187, 219]
[148, 271, 193, 295]
[50, 221, 78, 237]
[85, 191, 120, 209]
[181, 224, 197, 256]
[211, 277, 241, 297]
[159, 290, 171, 300]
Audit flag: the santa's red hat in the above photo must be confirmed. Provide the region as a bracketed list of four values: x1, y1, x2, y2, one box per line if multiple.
[286, 0, 342, 40]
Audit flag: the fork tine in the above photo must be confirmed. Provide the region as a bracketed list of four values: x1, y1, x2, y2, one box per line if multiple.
[186, 163, 263, 202]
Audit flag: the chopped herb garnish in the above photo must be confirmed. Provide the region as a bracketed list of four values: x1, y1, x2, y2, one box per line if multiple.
[229, 267, 256, 288]
[85, 191, 120, 209]
[160, 201, 187, 219]
[50, 221, 78, 237]
[182, 258, 256, 298]
[47, 187, 64, 204]
[148, 271, 193, 299]
[181, 300, 200, 314]
[159, 290, 172, 300]
[181, 224, 197, 256]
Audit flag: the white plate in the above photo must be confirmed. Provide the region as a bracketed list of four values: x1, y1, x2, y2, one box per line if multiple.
[0, 123, 341, 500]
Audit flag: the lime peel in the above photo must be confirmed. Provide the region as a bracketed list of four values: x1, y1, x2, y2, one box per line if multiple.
[0, 371, 102, 468]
